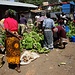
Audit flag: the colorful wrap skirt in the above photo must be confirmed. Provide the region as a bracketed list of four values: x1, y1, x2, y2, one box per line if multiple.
[5, 34, 20, 64]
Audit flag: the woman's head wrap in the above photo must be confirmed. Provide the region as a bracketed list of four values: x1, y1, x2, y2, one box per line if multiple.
[5, 9, 16, 18]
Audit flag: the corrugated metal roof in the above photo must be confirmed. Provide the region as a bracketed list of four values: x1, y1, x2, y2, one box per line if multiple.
[0, 1, 38, 8]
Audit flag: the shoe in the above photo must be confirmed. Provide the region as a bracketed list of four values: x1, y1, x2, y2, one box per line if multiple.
[54, 45, 58, 48]
[63, 42, 68, 45]
[44, 47, 49, 50]
[49, 48, 54, 50]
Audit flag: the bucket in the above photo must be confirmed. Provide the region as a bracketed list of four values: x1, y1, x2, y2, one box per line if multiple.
[71, 36, 75, 42]
[0, 54, 4, 68]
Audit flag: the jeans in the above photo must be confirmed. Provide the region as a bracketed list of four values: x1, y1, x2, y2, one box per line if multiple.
[43, 29, 53, 49]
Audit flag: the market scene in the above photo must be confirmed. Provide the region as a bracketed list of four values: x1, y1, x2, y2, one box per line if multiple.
[0, 0, 75, 75]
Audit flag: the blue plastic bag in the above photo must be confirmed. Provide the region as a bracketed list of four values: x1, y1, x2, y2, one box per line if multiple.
[65, 26, 70, 33]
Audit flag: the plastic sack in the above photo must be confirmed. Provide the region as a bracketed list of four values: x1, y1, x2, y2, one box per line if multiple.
[65, 26, 70, 33]
[20, 51, 40, 65]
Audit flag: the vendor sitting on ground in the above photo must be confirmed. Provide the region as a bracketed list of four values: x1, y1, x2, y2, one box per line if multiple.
[53, 25, 68, 48]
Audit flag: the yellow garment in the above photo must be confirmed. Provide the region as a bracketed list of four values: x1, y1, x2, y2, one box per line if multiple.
[5, 36, 20, 64]
[6, 57, 20, 64]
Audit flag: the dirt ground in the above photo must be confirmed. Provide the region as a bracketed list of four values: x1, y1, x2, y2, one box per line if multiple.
[0, 40, 75, 75]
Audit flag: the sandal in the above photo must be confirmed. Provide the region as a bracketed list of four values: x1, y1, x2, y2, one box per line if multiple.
[15, 67, 21, 73]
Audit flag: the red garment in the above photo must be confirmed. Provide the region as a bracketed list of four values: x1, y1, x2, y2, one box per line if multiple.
[73, 20, 75, 23]
[56, 26, 66, 38]
[57, 19, 64, 25]
[4, 17, 18, 31]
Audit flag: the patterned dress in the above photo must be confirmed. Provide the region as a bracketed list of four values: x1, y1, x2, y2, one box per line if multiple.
[5, 35, 20, 64]
[4, 17, 20, 64]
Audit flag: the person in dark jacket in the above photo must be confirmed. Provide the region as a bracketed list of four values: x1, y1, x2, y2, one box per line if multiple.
[53, 25, 67, 48]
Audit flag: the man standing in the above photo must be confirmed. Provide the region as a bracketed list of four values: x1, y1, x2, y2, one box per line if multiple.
[42, 12, 55, 50]
[19, 14, 27, 35]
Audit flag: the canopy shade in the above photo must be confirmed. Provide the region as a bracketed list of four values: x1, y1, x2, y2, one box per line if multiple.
[0, 1, 38, 8]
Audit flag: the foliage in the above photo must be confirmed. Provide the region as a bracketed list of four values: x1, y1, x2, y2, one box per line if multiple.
[19, 0, 44, 5]
[18, 0, 75, 6]
[0, 28, 6, 46]
[61, 0, 74, 2]
[31, 47, 50, 54]
[0, 23, 50, 54]
[51, 6, 61, 12]
[19, 0, 58, 5]
[21, 30, 43, 49]
[20, 26, 50, 54]
[31, 26, 39, 32]
[66, 21, 75, 38]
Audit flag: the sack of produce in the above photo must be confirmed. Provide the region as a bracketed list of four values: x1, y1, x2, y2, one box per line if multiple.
[20, 51, 40, 65]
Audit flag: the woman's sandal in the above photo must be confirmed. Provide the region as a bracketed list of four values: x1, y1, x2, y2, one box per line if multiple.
[15, 68, 21, 73]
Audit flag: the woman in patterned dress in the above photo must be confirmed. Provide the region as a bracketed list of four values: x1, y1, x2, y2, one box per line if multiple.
[4, 9, 21, 73]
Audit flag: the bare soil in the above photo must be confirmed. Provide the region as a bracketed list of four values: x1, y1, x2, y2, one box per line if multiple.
[0, 40, 75, 75]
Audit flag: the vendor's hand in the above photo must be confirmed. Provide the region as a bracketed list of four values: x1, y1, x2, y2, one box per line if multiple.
[53, 28, 58, 32]
[18, 35, 22, 40]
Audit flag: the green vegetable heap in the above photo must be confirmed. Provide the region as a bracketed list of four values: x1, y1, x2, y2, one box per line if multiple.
[66, 21, 75, 38]
[20, 30, 50, 54]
